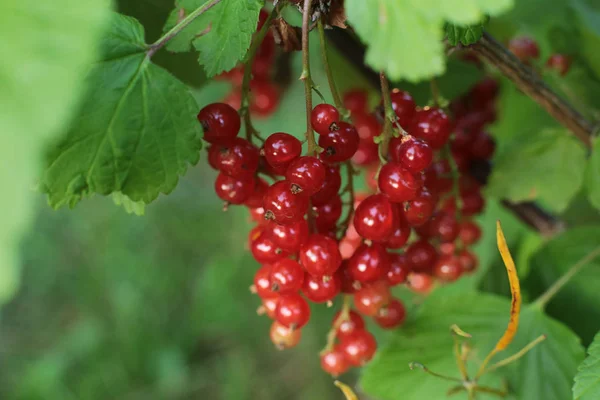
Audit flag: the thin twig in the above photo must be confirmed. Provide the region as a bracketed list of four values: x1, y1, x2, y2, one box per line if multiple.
[378, 71, 395, 160]
[300, 0, 317, 155]
[338, 162, 357, 236]
[483, 334, 547, 374]
[409, 362, 462, 383]
[321, 295, 352, 354]
[317, 18, 346, 114]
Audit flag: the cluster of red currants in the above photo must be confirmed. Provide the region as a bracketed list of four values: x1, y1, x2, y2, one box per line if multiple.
[218, 10, 280, 117]
[508, 36, 571, 75]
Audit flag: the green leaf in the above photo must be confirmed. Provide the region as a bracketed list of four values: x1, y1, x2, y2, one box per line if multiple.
[163, 0, 217, 53]
[41, 13, 203, 209]
[574, 331, 600, 400]
[571, 0, 600, 80]
[487, 128, 587, 212]
[345, 0, 513, 82]
[112, 192, 146, 216]
[0, 0, 110, 303]
[445, 19, 486, 46]
[586, 137, 600, 210]
[360, 290, 584, 400]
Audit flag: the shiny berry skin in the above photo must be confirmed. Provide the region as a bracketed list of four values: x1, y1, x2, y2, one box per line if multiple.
[286, 156, 327, 195]
[386, 253, 410, 286]
[391, 136, 433, 174]
[389, 89, 416, 128]
[311, 165, 342, 207]
[458, 249, 478, 273]
[384, 210, 411, 249]
[263, 180, 309, 224]
[508, 36, 540, 62]
[407, 272, 434, 294]
[438, 242, 456, 257]
[334, 310, 366, 340]
[261, 297, 279, 319]
[312, 104, 340, 135]
[263, 133, 302, 167]
[343, 89, 368, 114]
[253, 265, 277, 299]
[318, 122, 360, 163]
[270, 321, 302, 349]
[207, 146, 221, 170]
[250, 80, 279, 117]
[410, 108, 452, 149]
[351, 139, 379, 166]
[406, 239, 438, 272]
[337, 262, 360, 294]
[347, 243, 390, 283]
[251, 232, 289, 264]
[320, 347, 350, 376]
[215, 137, 260, 178]
[268, 219, 309, 253]
[302, 273, 341, 303]
[198, 103, 241, 145]
[214, 172, 255, 204]
[270, 259, 305, 294]
[275, 293, 311, 329]
[299, 234, 343, 277]
[353, 281, 390, 316]
[249, 206, 267, 224]
[314, 195, 343, 231]
[431, 213, 459, 243]
[375, 298, 406, 329]
[339, 330, 377, 366]
[353, 113, 381, 140]
[353, 194, 397, 241]
[433, 255, 463, 282]
[546, 54, 571, 76]
[404, 187, 437, 226]
[378, 162, 421, 203]
[469, 131, 496, 160]
[459, 220, 482, 246]
[244, 178, 268, 208]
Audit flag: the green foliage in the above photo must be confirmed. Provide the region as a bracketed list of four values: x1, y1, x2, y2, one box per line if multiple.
[445, 18, 487, 46]
[487, 128, 587, 212]
[571, 0, 600, 79]
[112, 192, 146, 215]
[0, 0, 110, 304]
[41, 13, 202, 209]
[574, 331, 600, 400]
[345, 0, 513, 82]
[586, 138, 600, 210]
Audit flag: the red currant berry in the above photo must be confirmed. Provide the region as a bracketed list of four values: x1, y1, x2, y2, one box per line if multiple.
[386, 253, 410, 286]
[384, 209, 412, 249]
[546, 54, 571, 76]
[438, 242, 456, 257]
[431, 212, 459, 243]
[319, 122, 360, 163]
[458, 220, 482, 246]
[252, 55, 273, 81]
[263, 180, 309, 224]
[461, 190, 485, 217]
[405, 239, 438, 272]
[311, 165, 342, 206]
[404, 187, 437, 226]
[508, 36, 540, 62]
[207, 145, 221, 170]
[334, 310, 366, 340]
[469, 131, 496, 160]
[410, 108, 452, 149]
[469, 78, 500, 106]
[268, 219, 309, 253]
[250, 80, 279, 117]
[198, 103, 241, 145]
[270, 259, 305, 294]
[343, 89, 368, 114]
[391, 136, 433, 174]
[347, 243, 390, 283]
[286, 156, 327, 195]
[407, 272, 434, 294]
[249, 206, 267, 224]
[251, 232, 289, 264]
[353, 113, 381, 140]
[261, 297, 279, 319]
[389, 89, 416, 128]
[263, 133, 302, 167]
[244, 178, 269, 208]
[353, 281, 390, 316]
[275, 293, 311, 329]
[320, 347, 350, 376]
[375, 298, 406, 329]
[270, 321, 302, 349]
[312, 104, 340, 135]
[253, 265, 278, 299]
[425, 160, 453, 194]
[299, 234, 343, 277]
[351, 139, 379, 166]
[215, 137, 260, 178]
[314, 195, 343, 231]
[433, 255, 463, 282]
[337, 262, 360, 294]
[302, 273, 341, 303]
[378, 162, 421, 203]
[339, 330, 377, 366]
[353, 194, 397, 241]
[457, 249, 478, 273]
[215, 172, 255, 204]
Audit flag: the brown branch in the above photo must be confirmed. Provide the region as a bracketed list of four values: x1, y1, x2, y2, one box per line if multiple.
[471, 32, 595, 148]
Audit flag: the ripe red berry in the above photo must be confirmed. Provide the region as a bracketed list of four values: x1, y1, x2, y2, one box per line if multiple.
[320, 347, 350, 376]
[314, 195, 343, 231]
[302, 273, 341, 303]
[253, 264, 278, 299]
[457, 249, 478, 273]
[353, 281, 390, 316]
[469, 131, 496, 160]
[286, 156, 327, 195]
[312, 104, 340, 135]
[431, 212, 459, 243]
[546, 54, 571, 76]
[275, 293, 311, 329]
[207, 145, 221, 170]
[389, 89, 416, 128]
[252, 55, 273, 81]
[261, 297, 279, 319]
[270, 321, 302, 349]
[270, 259, 305, 294]
[386, 253, 410, 286]
[251, 232, 289, 264]
[311, 165, 342, 206]
[353, 113, 382, 140]
[461, 190, 485, 217]
[268, 219, 309, 253]
[458, 220, 482, 246]
[375, 298, 406, 329]
[263, 133, 302, 167]
[263, 180, 309, 224]
[433, 255, 463, 282]
[215, 137, 260, 178]
[353, 194, 397, 241]
[508, 36, 540, 62]
[384, 211, 411, 249]
[410, 108, 452, 149]
[249, 206, 267, 224]
[378, 162, 421, 203]
[405, 239, 438, 272]
[469, 78, 500, 106]
[299, 234, 343, 277]
[334, 310, 366, 340]
[250, 80, 279, 117]
[390, 136, 433, 174]
[407, 272, 434, 294]
[318, 122, 360, 163]
[347, 243, 390, 283]
[337, 262, 360, 294]
[198, 103, 241, 145]
[351, 139, 379, 166]
[244, 178, 269, 208]
[339, 330, 377, 366]
[404, 187, 437, 226]
[343, 89, 368, 114]
[214, 172, 255, 204]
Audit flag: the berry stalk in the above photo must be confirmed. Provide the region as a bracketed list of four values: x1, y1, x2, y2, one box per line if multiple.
[300, 0, 318, 156]
[377, 71, 395, 161]
[320, 295, 352, 354]
[317, 18, 346, 115]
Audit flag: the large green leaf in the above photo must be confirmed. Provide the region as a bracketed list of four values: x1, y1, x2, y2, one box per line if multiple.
[586, 138, 600, 210]
[574, 331, 600, 400]
[41, 13, 203, 208]
[487, 128, 587, 212]
[345, 0, 513, 82]
[0, 0, 109, 302]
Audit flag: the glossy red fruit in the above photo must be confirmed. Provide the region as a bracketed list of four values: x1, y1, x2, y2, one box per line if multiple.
[470, 78, 499, 106]
[270, 321, 302, 349]
[312, 104, 340, 135]
[263, 133, 302, 168]
[263, 180, 309, 224]
[315, 195, 343, 231]
[275, 293, 311, 328]
[426, 160, 453, 194]
[198, 103, 241, 145]
[375, 299, 406, 329]
[461, 190, 485, 217]
[351, 139, 379, 166]
[508, 36, 540, 62]
[253, 265, 277, 299]
[251, 232, 289, 264]
[339, 330, 377, 366]
[469, 131, 496, 160]
[404, 187, 437, 226]
[302, 273, 341, 303]
[337, 262, 360, 294]
[285, 156, 327, 196]
[433, 255, 463, 282]
[215, 172, 255, 204]
[410, 108, 452, 149]
[353, 281, 390, 316]
[407, 272, 434, 294]
[378, 162, 421, 203]
[347, 243, 390, 283]
[334, 310, 366, 340]
[386, 253, 410, 286]
[343, 89, 369, 114]
[270, 259, 305, 294]
[405, 240, 438, 272]
[250, 80, 279, 117]
[431, 213, 459, 243]
[438, 242, 456, 257]
[268, 219, 309, 253]
[207, 145, 221, 170]
[459, 220, 482, 246]
[319, 122, 360, 163]
[249, 206, 267, 224]
[311, 165, 342, 206]
[546, 54, 571, 76]
[321, 347, 350, 376]
[299, 234, 343, 277]
[457, 249, 478, 273]
[353, 113, 382, 140]
[389, 89, 416, 128]
[261, 297, 279, 319]
[353, 194, 397, 241]
[391, 136, 433, 174]
[385, 211, 411, 249]
[244, 178, 269, 208]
